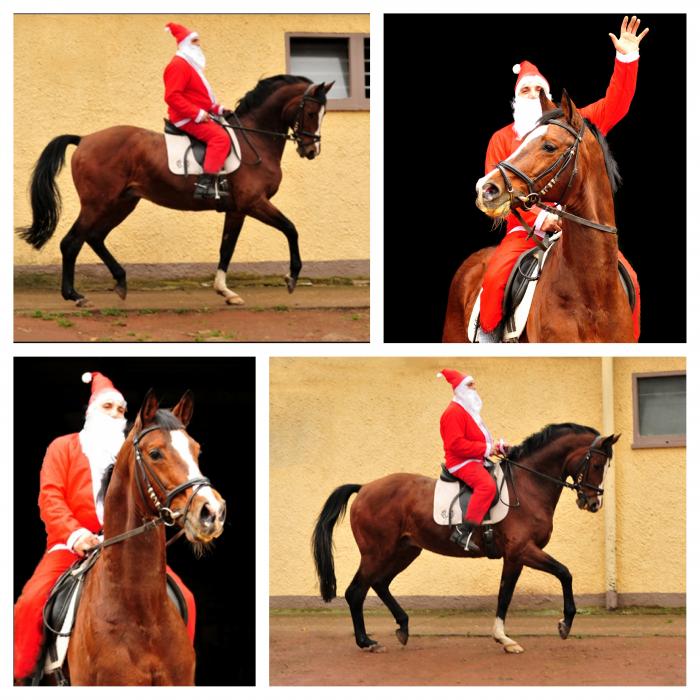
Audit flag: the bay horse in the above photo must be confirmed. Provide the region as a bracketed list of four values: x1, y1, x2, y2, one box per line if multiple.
[17, 75, 333, 307]
[313, 423, 618, 654]
[442, 89, 637, 342]
[67, 390, 226, 685]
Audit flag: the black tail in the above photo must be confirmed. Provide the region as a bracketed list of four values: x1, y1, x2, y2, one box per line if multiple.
[16, 134, 82, 250]
[312, 483, 362, 602]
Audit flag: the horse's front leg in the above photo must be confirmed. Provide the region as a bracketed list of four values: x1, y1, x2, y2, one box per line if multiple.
[247, 198, 301, 293]
[214, 211, 246, 305]
[521, 542, 576, 639]
[493, 558, 525, 653]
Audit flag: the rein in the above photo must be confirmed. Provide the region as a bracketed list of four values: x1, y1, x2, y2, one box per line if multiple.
[85, 424, 208, 554]
[501, 435, 608, 506]
[496, 118, 618, 249]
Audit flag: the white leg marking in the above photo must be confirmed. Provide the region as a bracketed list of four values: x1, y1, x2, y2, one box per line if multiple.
[493, 616, 524, 654]
[214, 269, 244, 305]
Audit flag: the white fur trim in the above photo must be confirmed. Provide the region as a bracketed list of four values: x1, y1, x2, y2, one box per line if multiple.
[616, 50, 639, 64]
[67, 528, 92, 553]
[516, 75, 550, 95]
[195, 108, 208, 123]
[81, 372, 92, 384]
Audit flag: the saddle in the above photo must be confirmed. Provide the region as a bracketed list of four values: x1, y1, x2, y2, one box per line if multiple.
[433, 459, 510, 528]
[163, 119, 241, 176]
[469, 235, 638, 342]
[35, 552, 188, 686]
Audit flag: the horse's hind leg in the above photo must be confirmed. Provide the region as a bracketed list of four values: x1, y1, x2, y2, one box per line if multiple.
[60, 222, 88, 304]
[85, 199, 140, 300]
[214, 211, 245, 305]
[371, 544, 422, 646]
[345, 570, 379, 651]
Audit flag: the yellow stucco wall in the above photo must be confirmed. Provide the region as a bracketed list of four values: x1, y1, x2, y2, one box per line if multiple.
[14, 14, 369, 266]
[269, 357, 685, 601]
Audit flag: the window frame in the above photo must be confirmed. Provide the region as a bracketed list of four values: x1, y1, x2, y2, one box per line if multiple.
[631, 370, 686, 448]
[285, 32, 369, 111]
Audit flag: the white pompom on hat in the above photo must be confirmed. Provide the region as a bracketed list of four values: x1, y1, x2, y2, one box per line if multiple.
[512, 60, 551, 97]
[82, 371, 126, 410]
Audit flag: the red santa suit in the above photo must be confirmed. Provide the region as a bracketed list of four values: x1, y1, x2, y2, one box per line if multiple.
[163, 22, 230, 175]
[13, 374, 196, 682]
[479, 56, 641, 337]
[438, 369, 497, 525]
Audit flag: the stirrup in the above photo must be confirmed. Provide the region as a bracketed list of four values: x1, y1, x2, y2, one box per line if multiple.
[450, 524, 480, 552]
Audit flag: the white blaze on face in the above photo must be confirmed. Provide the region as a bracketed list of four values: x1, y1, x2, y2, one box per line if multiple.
[598, 456, 611, 509]
[314, 106, 325, 154]
[169, 430, 222, 514]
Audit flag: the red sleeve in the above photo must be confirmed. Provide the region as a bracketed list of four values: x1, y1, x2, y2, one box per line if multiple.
[38, 438, 83, 546]
[441, 409, 488, 460]
[579, 57, 638, 136]
[163, 59, 202, 121]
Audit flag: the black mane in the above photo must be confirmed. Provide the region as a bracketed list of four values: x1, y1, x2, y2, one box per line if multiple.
[235, 74, 312, 117]
[507, 422, 599, 461]
[538, 107, 622, 193]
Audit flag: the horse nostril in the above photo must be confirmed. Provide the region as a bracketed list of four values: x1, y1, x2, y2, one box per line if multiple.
[199, 503, 216, 529]
[481, 182, 500, 202]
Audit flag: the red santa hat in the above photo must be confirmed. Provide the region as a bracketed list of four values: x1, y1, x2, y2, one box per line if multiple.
[512, 60, 551, 97]
[436, 369, 475, 392]
[164, 22, 198, 47]
[82, 371, 126, 410]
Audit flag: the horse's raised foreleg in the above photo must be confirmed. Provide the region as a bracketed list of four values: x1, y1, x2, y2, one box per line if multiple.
[247, 199, 301, 293]
[371, 544, 422, 646]
[493, 558, 525, 653]
[214, 212, 246, 305]
[522, 543, 576, 639]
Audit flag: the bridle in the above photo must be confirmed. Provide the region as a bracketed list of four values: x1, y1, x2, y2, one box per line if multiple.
[502, 435, 609, 501]
[495, 118, 618, 248]
[85, 424, 211, 553]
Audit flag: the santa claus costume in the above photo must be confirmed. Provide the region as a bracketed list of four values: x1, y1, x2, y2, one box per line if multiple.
[438, 369, 502, 552]
[163, 21, 231, 199]
[13, 372, 195, 683]
[479, 57, 641, 339]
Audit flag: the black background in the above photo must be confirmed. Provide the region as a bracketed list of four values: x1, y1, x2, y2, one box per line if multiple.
[13, 357, 256, 686]
[384, 13, 686, 342]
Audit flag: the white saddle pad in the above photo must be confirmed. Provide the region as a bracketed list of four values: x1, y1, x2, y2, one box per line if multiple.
[433, 462, 511, 526]
[164, 125, 242, 176]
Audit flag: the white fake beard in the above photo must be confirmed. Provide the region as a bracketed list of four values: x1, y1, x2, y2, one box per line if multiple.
[453, 386, 483, 416]
[79, 412, 127, 475]
[512, 95, 544, 139]
[179, 42, 206, 70]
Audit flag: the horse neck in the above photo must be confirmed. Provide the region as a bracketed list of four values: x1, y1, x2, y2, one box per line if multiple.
[100, 447, 167, 588]
[242, 84, 303, 152]
[558, 144, 619, 281]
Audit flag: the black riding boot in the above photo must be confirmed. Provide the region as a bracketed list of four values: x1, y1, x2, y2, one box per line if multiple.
[450, 522, 481, 552]
[194, 174, 229, 200]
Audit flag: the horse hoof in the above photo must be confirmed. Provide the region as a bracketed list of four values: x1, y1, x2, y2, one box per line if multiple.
[558, 619, 570, 640]
[285, 274, 297, 294]
[395, 628, 409, 646]
[504, 643, 525, 654]
[362, 643, 386, 653]
[114, 285, 127, 300]
[225, 293, 245, 306]
[75, 298, 91, 308]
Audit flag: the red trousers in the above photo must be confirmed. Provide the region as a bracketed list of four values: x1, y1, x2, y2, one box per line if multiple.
[451, 461, 497, 525]
[480, 230, 641, 339]
[178, 120, 231, 174]
[14, 549, 196, 681]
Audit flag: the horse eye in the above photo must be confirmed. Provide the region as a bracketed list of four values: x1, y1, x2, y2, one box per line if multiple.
[149, 449, 162, 460]
[543, 142, 557, 153]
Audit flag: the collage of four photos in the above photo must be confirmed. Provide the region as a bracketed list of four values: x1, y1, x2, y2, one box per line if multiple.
[8, 7, 691, 692]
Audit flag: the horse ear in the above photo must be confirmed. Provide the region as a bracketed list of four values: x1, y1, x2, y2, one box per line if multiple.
[601, 433, 621, 450]
[539, 89, 556, 114]
[137, 388, 159, 429]
[172, 389, 194, 428]
[321, 80, 335, 95]
[561, 89, 583, 130]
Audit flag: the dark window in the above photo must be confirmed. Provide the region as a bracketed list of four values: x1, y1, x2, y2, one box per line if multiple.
[632, 372, 686, 448]
[287, 33, 369, 110]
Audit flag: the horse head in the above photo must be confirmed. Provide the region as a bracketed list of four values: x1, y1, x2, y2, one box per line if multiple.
[564, 432, 620, 513]
[285, 81, 334, 160]
[130, 389, 226, 548]
[476, 89, 605, 220]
